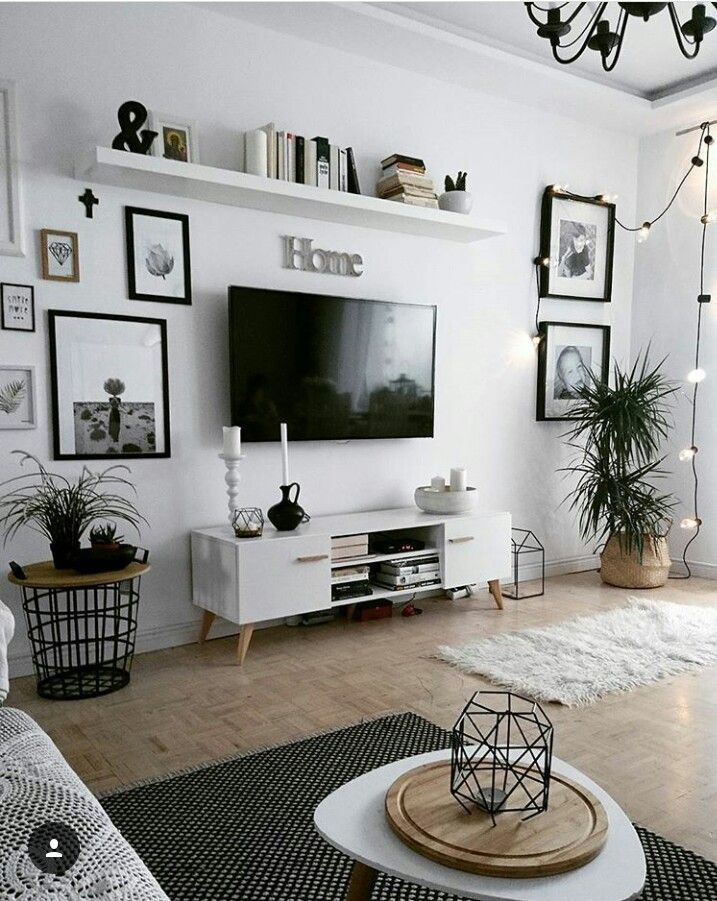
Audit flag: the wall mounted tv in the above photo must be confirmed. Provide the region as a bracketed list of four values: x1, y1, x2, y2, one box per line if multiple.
[229, 286, 436, 442]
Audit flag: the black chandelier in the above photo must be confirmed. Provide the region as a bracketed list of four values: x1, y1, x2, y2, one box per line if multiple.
[525, 3, 717, 71]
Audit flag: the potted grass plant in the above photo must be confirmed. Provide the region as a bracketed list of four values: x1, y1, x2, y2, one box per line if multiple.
[0, 451, 146, 569]
[562, 354, 677, 589]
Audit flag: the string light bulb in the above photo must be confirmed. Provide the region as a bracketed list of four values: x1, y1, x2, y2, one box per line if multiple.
[700, 211, 717, 224]
[687, 367, 706, 383]
[532, 335, 542, 348]
[679, 446, 698, 461]
[680, 517, 702, 530]
[636, 222, 651, 243]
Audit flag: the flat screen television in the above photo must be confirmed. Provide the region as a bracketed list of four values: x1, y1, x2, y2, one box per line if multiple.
[229, 286, 436, 441]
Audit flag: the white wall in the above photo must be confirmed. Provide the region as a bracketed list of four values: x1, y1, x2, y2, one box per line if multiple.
[0, 2, 638, 674]
[632, 124, 717, 575]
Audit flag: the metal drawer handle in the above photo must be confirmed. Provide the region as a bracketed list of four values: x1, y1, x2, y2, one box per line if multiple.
[296, 554, 329, 563]
[449, 536, 475, 544]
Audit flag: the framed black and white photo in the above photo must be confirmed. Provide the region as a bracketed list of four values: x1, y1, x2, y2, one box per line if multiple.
[48, 310, 170, 459]
[148, 112, 199, 164]
[40, 229, 79, 282]
[125, 207, 191, 305]
[538, 189, 615, 302]
[0, 365, 36, 429]
[537, 321, 611, 421]
[1, 283, 34, 331]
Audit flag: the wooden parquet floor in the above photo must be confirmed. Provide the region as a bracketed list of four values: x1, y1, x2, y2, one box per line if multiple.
[9, 571, 717, 862]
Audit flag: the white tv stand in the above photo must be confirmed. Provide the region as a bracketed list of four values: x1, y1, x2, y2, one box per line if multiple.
[191, 507, 511, 665]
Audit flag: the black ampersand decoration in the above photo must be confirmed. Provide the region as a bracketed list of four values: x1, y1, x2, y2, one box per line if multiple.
[111, 100, 158, 155]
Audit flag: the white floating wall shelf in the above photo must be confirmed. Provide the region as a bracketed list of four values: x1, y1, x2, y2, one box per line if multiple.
[75, 147, 507, 244]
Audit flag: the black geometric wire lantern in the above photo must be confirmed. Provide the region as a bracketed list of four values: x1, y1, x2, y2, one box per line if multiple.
[503, 528, 545, 600]
[232, 507, 264, 538]
[451, 691, 554, 826]
[525, 3, 717, 72]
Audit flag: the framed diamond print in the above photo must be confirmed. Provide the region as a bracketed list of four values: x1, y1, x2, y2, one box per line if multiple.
[40, 229, 80, 282]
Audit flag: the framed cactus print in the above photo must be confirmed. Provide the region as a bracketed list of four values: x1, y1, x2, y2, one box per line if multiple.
[48, 310, 170, 459]
[125, 207, 191, 305]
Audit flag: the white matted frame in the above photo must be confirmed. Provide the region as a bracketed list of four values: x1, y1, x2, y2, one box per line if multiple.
[0, 364, 36, 429]
[149, 112, 199, 164]
[0, 81, 24, 257]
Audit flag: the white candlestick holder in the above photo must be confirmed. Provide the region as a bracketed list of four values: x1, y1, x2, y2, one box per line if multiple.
[219, 453, 246, 526]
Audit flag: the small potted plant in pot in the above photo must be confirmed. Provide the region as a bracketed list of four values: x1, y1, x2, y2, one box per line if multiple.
[439, 172, 472, 214]
[562, 354, 677, 589]
[0, 451, 147, 569]
[89, 522, 123, 551]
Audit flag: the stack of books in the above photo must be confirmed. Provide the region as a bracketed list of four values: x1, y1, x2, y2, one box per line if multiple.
[376, 154, 438, 208]
[331, 534, 369, 561]
[371, 554, 441, 591]
[331, 564, 371, 603]
[246, 123, 360, 192]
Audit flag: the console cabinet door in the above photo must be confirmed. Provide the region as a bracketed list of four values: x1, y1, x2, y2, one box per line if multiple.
[238, 535, 331, 623]
[443, 514, 511, 588]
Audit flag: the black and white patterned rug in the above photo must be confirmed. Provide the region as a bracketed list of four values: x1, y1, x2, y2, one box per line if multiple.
[100, 713, 717, 900]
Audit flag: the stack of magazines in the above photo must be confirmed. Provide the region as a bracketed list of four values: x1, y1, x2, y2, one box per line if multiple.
[372, 554, 441, 591]
[332, 564, 371, 603]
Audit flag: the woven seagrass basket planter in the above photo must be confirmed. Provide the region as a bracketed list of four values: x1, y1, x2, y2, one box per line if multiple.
[600, 534, 671, 589]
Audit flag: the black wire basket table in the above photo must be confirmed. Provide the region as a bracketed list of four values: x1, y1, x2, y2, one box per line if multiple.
[8, 554, 150, 700]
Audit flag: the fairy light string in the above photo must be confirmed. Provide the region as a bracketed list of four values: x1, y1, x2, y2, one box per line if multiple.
[533, 122, 712, 578]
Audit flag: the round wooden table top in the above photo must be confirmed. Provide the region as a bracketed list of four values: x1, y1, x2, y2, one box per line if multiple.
[7, 560, 151, 589]
[385, 761, 608, 880]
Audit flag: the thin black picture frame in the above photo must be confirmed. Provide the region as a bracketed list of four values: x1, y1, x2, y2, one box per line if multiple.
[125, 206, 191, 305]
[538, 188, 615, 303]
[536, 320, 611, 422]
[1, 282, 35, 331]
[48, 309, 171, 460]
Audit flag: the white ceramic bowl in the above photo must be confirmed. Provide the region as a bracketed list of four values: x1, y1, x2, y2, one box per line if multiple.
[414, 486, 477, 514]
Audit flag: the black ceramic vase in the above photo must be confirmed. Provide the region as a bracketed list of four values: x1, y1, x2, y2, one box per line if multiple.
[267, 483, 308, 531]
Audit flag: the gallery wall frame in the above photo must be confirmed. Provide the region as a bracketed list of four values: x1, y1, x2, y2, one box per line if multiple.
[40, 229, 80, 282]
[0, 364, 37, 429]
[1, 282, 34, 331]
[0, 80, 25, 257]
[125, 206, 192, 305]
[48, 310, 171, 460]
[538, 188, 615, 303]
[536, 320, 611, 422]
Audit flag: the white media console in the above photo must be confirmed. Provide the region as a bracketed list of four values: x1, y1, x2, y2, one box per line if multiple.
[191, 506, 511, 664]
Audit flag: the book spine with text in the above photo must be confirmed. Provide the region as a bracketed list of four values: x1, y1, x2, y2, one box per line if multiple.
[313, 136, 330, 189]
[295, 136, 305, 184]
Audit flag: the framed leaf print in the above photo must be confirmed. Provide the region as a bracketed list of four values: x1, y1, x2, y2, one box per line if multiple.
[0, 365, 36, 429]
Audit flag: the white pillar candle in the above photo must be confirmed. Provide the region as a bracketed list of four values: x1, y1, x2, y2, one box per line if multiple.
[280, 422, 290, 485]
[244, 129, 268, 177]
[450, 467, 467, 492]
[431, 475, 446, 491]
[222, 426, 242, 458]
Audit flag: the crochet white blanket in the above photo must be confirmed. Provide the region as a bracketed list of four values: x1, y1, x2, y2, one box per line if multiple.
[0, 707, 169, 899]
[0, 599, 15, 701]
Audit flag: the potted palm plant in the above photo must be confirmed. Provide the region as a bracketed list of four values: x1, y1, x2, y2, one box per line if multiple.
[0, 451, 146, 569]
[562, 354, 677, 589]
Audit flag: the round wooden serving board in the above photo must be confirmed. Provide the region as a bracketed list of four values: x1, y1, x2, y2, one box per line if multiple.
[385, 761, 608, 878]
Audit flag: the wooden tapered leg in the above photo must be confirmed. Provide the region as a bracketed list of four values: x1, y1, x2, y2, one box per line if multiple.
[199, 610, 216, 643]
[236, 623, 255, 666]
[488, 579, 504, 610]
[346, 860, 378, 901]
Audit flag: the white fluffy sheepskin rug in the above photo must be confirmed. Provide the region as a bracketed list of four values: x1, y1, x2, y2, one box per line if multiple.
[436, 597, 717, 707]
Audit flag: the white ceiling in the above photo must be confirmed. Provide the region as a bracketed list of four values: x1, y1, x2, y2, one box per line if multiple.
[204, 1, 717, 135]
[381, 1, 717, 100]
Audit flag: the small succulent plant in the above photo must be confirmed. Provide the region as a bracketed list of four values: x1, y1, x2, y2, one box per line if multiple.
[444, 172, 468, 192]
[89, 521, 123, 546]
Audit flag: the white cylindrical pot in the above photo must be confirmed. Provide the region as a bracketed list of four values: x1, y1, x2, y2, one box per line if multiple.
[438, 191, 473, 214]
[245, 129, 268, 177]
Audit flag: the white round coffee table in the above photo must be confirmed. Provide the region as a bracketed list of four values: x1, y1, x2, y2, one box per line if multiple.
[314, 749, 646, 901]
